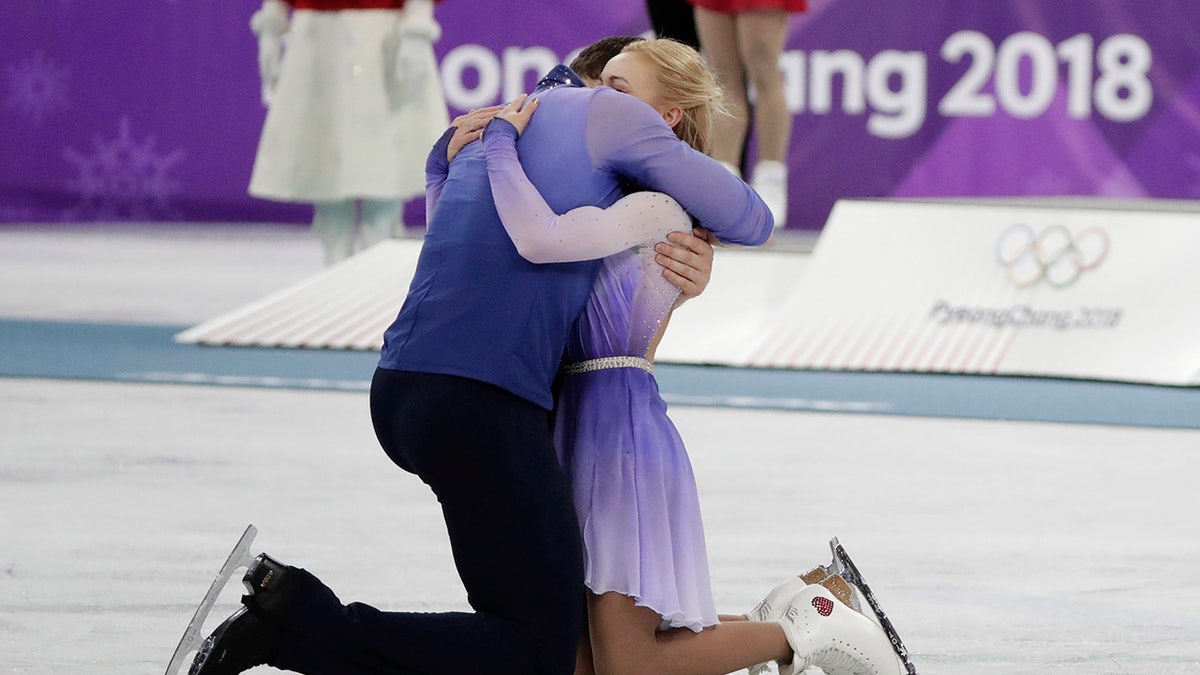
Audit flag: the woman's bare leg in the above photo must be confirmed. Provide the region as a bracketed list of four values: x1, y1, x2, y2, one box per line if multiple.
[576, 613, 597, 675]
[735, 10, 792, 162]
[586, 591, 790, 675]
[694, 7, 748, 168]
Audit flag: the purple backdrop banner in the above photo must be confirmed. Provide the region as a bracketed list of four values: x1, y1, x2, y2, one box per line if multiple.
[3, 0, 1199, 229]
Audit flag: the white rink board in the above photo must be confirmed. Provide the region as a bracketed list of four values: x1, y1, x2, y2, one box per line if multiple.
[169, 204, 1200, 386]
[175, 240, 419, 350]
[175, 238, 816, 358]
[731, 200, 1200, 385]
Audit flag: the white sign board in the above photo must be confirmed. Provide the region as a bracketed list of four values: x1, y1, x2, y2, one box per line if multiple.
[735, 200, 1200, 385]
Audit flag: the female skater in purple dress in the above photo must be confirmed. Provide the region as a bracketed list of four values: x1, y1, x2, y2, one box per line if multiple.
[479, 39, 909, 675]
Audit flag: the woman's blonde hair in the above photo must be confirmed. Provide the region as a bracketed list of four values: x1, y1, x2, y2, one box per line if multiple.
[621, 38, 727, 153]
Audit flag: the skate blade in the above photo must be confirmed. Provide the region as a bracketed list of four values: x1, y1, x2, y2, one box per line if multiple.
[828, 537, 918, 675]
[164, 524, 258, 675]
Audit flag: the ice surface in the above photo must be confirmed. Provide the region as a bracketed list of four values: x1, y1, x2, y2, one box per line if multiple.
[1, 224, 1197, 674]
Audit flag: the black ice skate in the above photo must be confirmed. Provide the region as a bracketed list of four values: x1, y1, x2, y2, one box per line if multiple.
[186, 602, 278, 675]
[188, 550, 294, 674]
[828, 537, 918, 675]
[165, 524, 258, 675]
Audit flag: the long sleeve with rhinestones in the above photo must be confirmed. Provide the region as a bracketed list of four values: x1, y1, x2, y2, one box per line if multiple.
[483, 118, 691, 263]
[481, 91, 772, 257]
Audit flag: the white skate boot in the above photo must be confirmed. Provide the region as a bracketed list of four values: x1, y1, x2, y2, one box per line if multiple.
[751, 160, 788, 228]
[746, 570, 882, 675]
[745, 566, 832, 623]
[775, 584, 905, 675]
[746, 538, 917, 675]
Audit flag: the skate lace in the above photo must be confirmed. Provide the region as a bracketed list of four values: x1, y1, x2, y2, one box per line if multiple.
[747, 600, 770, 623]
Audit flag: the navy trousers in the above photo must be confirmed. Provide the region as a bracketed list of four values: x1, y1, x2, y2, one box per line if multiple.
[272, 368, 584, 675]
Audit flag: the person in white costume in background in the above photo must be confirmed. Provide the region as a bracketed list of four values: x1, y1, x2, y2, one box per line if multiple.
[248, 0, 449, 266]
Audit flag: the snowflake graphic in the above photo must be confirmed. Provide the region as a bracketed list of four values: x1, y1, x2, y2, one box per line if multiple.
[62, 117, 186, 221]
[4, 51, 70, 125]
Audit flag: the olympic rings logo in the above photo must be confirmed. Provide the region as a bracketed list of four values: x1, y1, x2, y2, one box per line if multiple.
[995, 223, 1110, 289]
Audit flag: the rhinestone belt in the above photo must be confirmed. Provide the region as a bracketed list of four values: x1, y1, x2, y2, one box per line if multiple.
[559, 356, 654, 375]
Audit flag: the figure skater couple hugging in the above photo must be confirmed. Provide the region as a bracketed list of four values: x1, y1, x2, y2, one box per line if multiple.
[172, 35, 917, 675]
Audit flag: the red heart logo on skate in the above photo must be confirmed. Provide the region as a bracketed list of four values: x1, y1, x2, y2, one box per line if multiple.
[812, 596, 834, 617]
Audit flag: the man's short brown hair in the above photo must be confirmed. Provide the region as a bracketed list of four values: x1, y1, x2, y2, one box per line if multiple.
[569, 36, 646, 82]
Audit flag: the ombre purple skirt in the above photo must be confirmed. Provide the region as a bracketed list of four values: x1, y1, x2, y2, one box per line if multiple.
[553, 365, 717, 632]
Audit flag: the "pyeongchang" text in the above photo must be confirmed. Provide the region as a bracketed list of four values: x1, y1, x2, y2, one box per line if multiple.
[929, 301, 1123, 330]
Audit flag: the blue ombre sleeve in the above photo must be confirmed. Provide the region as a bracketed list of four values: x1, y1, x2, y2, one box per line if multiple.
[423, 126, 455, 225]
[482, 118, 690, 264]
[583, 87, 774, 246]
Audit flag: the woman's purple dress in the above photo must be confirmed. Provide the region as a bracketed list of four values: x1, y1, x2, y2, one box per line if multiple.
[484, 127, 719, 632]
[554, 247, 718, 632]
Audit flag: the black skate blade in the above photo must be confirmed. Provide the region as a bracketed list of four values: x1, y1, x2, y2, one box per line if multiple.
[829, 537, 918, 675]
[164, 524, 258, 675]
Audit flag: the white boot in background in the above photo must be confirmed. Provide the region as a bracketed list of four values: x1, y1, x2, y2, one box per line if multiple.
[752, 159, 789, 228]
[312, 199, 357, 266]
[360, 198, 401, 249]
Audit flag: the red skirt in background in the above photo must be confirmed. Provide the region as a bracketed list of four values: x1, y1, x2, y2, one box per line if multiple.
[688, 0, 807, 13]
